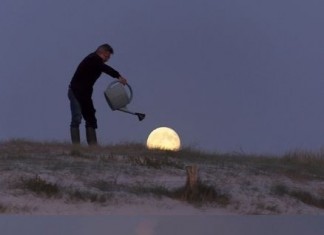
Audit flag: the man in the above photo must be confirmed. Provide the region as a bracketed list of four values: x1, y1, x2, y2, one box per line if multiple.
[68, 43, 127, 145]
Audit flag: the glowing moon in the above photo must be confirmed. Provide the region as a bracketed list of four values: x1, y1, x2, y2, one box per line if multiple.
[146, 127, 181, 151]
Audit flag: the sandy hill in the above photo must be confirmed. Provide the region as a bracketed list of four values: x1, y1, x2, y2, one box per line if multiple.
[0, 139, 324, 215]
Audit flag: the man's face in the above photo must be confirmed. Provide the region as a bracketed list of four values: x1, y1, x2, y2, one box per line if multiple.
[101, 51, 111, 62]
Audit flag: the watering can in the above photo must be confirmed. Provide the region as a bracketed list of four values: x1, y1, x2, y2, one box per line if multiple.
[104, 80, 146, 121]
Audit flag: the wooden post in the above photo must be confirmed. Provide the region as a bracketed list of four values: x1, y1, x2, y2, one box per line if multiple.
[185, 165, 198, 190]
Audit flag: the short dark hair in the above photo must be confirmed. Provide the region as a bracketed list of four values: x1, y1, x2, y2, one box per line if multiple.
[96, 43, 114, 54]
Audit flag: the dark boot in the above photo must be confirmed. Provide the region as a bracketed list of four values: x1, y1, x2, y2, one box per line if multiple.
[86, 127, 97, 146]
[70, 127, 80, 145]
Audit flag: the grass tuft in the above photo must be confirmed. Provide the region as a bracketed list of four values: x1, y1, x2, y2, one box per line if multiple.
[0, 203, 8, 213]
[171, 180, 230, 207]
[128, 181, 230, 207]
[271, 184, 289, 196]
[21, 175, 60, 197]
[67, 189, 110, 203]
[129, 155, 183, 169]
[272, 184, 324, 209]
[129, 184, 171, 199]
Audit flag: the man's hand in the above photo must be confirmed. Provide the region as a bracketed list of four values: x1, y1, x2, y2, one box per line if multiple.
[118, 76, 128, 85]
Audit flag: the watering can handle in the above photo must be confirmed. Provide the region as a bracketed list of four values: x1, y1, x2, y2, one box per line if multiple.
[108, 80, 133, 102]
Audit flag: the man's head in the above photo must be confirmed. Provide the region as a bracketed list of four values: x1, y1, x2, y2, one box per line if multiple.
[96, 44, 114, 62]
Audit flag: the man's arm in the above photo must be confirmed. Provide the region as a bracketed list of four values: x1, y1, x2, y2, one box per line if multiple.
[102, 64, 120, 78]
[102, 64, 128, 85]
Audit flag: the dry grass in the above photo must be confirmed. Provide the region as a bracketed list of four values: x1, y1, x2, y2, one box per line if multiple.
[0, 204, 8, 213]
[272, 183, 324, 209]
[171, 180, 230, 207]
[1, 139, 324, 214]
[20, 175, 60, 197]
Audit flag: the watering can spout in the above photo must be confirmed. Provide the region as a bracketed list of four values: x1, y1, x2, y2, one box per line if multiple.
[104, 81, 146, 121]
[135, 112, 146, 121]
[117, 108, 146, 121]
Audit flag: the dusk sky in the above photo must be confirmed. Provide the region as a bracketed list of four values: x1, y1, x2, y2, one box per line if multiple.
[1, 0, 324, 154]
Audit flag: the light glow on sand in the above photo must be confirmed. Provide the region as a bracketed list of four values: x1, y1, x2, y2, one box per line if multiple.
[146, 127, 181, 151]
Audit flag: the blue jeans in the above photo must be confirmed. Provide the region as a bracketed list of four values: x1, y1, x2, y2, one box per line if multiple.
[68, 88, 82, 128]
[68, 88, 98, 128]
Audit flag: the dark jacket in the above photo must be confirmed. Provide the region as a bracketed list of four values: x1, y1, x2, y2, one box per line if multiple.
[69, 52, 120, 99]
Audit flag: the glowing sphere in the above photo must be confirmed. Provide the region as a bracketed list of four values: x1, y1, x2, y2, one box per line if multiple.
[146, 127, 181, 151]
